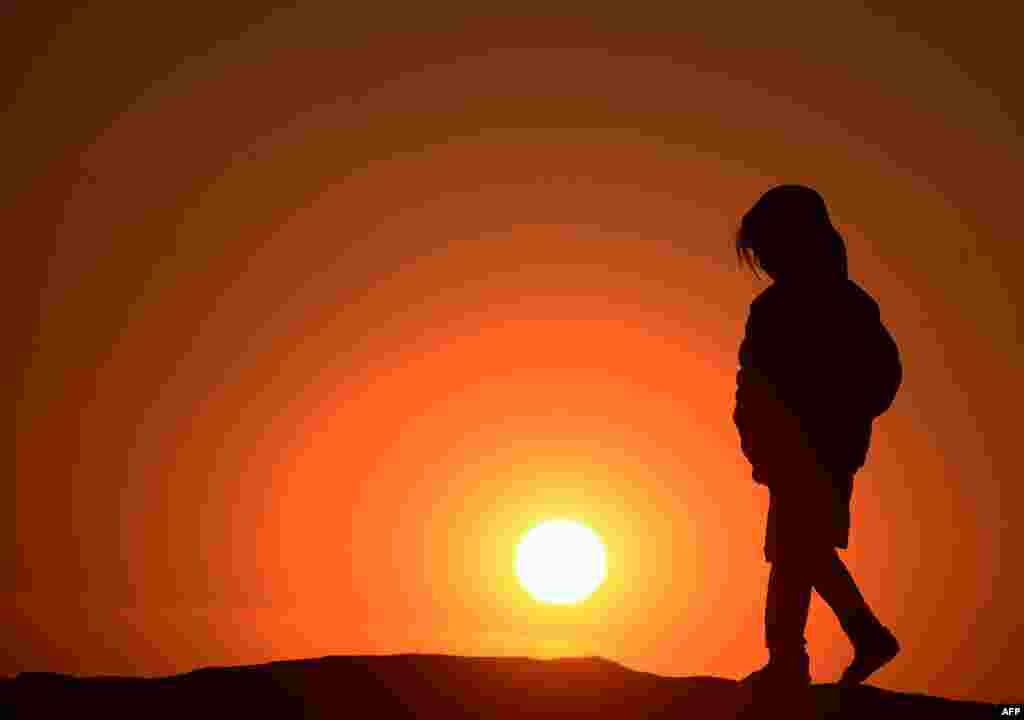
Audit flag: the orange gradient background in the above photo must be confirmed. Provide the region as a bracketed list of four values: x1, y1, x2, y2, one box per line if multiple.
[8, 3, 1021, 704]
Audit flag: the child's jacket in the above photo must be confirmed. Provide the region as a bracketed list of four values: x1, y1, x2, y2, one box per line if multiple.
[733, 277, 901, 487]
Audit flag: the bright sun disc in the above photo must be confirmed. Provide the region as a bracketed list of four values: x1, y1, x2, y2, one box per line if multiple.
[516, 519, 607, 605]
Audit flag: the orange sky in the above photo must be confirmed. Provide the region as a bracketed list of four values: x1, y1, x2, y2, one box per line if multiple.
[8, 3, 1021, 704]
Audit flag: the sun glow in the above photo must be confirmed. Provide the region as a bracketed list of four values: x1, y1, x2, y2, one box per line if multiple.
[515, 519, 607, 605]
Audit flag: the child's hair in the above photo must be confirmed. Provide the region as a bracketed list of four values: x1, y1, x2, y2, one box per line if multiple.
[735, 184, 848, 281]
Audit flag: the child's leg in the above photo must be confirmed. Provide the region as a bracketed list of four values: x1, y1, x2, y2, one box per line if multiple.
[765, 557, 813, 660]
[811, 548, 900, 684]
[740, 555, 814, 688]
[810, 548, 879, 639]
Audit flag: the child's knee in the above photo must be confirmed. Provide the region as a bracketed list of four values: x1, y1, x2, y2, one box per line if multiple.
[772, 544, 835, 575]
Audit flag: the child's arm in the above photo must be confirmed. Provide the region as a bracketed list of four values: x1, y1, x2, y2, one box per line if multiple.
[734, 305, 778, 480]
[733, 297, 809, 483]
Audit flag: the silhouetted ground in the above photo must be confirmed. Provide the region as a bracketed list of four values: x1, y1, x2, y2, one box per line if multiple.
[2, 654, 1004, 718]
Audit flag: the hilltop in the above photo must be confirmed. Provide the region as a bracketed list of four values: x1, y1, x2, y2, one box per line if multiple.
[4, 653, 1002, 718]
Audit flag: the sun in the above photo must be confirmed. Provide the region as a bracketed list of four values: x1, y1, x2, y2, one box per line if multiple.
[515, 519, 607, 605]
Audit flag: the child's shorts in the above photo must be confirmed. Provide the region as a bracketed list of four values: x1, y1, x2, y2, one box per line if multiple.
[763, 467, 854, 563]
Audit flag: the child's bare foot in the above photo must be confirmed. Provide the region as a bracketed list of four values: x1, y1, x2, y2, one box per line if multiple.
[838, 625, 900, 686]
[740, 648, 811, 693]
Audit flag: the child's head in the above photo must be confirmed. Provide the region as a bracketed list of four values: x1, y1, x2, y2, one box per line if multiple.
[735, 184, 848, 282]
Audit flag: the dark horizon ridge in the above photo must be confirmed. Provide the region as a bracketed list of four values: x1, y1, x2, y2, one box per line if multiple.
[5, 652, 1007, 719]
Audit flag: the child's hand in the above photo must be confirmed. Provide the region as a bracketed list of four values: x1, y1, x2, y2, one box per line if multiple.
[752, 466, 770, 486]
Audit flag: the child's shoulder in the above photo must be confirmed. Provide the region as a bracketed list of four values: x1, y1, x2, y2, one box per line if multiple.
[749, 279, 880, 319]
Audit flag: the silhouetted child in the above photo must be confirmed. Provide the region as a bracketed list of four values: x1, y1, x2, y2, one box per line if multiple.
[732, 185, 902, 690]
